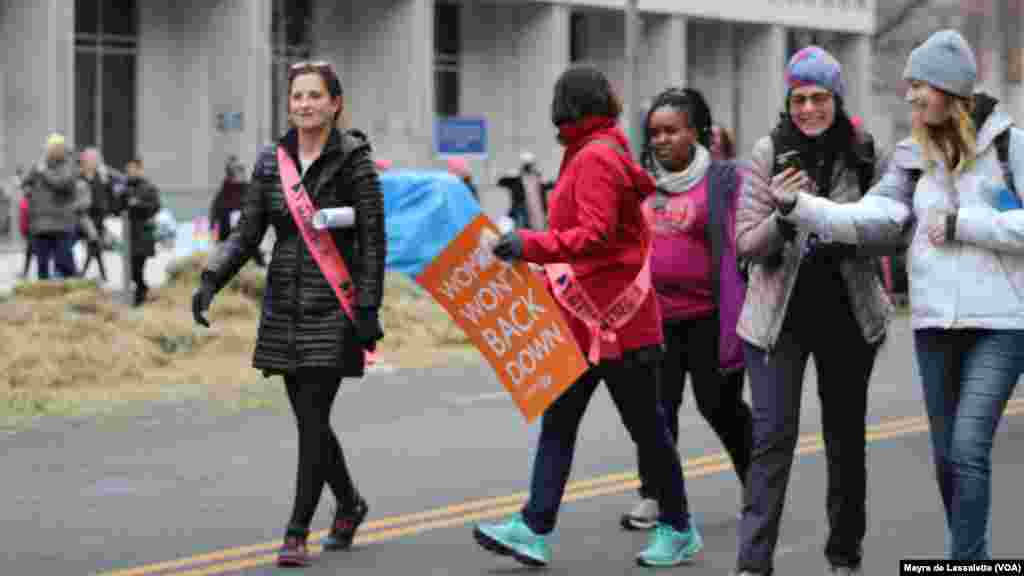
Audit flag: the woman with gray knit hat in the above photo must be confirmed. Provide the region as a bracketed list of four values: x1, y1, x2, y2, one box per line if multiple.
[733, 45, 890, 575]
[771, 29, 1024, 561]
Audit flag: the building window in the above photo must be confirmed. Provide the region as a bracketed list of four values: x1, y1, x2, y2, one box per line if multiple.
[434, 1, 460, 117]
[786, 28, 841, 61]
[570, 13, 585, 63]
[75, 0, 138, 171]
[271, 0, 313, 137]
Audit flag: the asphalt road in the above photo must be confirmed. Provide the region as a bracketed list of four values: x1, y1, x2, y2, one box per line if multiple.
[4, 315, 1024, 575]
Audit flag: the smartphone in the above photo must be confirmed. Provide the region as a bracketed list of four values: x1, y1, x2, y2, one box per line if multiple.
[777, 150, 801, 173]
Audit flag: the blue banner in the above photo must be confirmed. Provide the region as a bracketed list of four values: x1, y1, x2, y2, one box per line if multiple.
[381, 170, 482, 278]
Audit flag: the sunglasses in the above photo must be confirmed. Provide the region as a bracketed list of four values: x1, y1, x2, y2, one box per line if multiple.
[290, 60, 331, 70]
[288, 60, 336, 79]
[789, 92, 833, 108]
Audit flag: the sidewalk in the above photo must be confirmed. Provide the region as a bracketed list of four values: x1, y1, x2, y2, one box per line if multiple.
[0, 218, 197, 296]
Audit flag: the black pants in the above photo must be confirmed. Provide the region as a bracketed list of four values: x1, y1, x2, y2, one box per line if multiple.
[284, 369, 359, 532]
[81, 240, 108, 281]
[522, 346, 691, 533]
[736, 305, 878, 574]
[638, 315, 752, 497]
[21, 235, 33, 277]
[32, 232, 77, 279]
[32, 231, 76, 278]
[131, 255, 149, 305]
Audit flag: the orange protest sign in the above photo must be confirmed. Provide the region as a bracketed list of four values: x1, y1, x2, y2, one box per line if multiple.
[416, 214, 589, 422]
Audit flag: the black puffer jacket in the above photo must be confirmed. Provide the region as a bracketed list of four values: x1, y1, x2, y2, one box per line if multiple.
[116, 176, 161, 257]
[204, 128, 386, 377]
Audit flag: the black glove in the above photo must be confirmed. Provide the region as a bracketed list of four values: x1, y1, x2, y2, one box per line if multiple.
[192, 280, 215, 328]
[492, 231, 524, 262]
[355, 306, 384, 352]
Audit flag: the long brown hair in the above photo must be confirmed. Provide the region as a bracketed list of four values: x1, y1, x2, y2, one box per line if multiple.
[912, 92, 976, 177]
[287, 60, 347, 130]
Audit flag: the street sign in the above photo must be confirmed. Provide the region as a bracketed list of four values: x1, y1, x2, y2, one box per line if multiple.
[434, 116, 487, 158]
[217, 112, 244, 132]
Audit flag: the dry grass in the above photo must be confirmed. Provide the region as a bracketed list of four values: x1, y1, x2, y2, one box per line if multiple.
[0, 254, 475, 426]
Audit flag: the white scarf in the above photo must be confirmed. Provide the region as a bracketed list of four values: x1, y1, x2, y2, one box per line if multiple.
[653, 144, 711, 195]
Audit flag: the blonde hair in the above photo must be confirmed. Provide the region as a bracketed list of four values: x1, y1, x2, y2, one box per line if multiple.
[911, 93, 976, 176]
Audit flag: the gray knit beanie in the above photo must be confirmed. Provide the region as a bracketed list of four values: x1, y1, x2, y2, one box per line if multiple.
[903, 29, 977, 97]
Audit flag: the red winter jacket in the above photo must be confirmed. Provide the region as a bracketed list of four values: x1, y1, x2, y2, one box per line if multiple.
[519, 116, 663, 356]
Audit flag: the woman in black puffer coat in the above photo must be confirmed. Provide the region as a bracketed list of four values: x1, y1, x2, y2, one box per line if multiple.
[191, 60, 386, 568]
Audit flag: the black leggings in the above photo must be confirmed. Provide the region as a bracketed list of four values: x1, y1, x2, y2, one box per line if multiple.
[638, 315, 753, 496]
[82, 240, 107, 281]
[284, 369, 358, 531]
[21, 236, 33, 276]
[131, 255, 148, 301]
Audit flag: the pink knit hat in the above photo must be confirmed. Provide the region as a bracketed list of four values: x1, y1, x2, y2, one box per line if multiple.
[446, 156, 470, 178]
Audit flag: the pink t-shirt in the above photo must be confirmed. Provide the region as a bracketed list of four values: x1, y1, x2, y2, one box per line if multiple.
[642, 175, 715, 321]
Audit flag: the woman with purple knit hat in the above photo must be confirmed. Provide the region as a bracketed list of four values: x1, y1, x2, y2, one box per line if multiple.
[732, 45, 891, 575]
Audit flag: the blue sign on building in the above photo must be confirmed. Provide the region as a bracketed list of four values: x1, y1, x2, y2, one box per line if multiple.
[216, 111, 244, 132]
[434, 116, 487, 158]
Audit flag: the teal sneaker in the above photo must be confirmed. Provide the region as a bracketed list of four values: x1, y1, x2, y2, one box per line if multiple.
[473, 514, 551, 567]
[636, 522, 703, 567]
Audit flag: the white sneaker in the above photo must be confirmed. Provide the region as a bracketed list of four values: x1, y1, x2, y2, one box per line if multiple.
[620, 498, 658, 531]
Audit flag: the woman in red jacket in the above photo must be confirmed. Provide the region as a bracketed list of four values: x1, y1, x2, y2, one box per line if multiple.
[471, 65, 702, 568]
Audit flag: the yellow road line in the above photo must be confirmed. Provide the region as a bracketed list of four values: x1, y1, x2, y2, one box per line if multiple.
[98, 401, 1024, 576]
[166, 420, 947, 576]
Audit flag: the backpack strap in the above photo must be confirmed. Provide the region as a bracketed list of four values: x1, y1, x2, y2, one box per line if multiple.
[708, 161, 738, 309]
[906, 168, 923, 191]
[588, 137, 637, 237]
[995, 130, 1016, 198]
[588, 138, 627, 157]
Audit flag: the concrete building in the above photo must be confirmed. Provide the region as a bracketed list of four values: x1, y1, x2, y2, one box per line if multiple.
[872, 0, 1024, 151]
[2, 0, 885, 221]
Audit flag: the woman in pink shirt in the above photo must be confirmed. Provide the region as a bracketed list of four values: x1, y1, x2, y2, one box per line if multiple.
[620, 87, 752, 530]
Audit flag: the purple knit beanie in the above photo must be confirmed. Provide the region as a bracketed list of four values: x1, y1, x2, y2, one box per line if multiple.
[785, 46, 845, 100]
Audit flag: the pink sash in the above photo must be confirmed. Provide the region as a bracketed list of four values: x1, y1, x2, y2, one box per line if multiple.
[544, 252, 652, 364]
[277, 146, 356, 321]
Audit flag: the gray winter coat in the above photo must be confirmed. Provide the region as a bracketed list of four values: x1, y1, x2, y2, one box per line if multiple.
[735, 135, 893, 353]
[27, 158, 82, 234]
